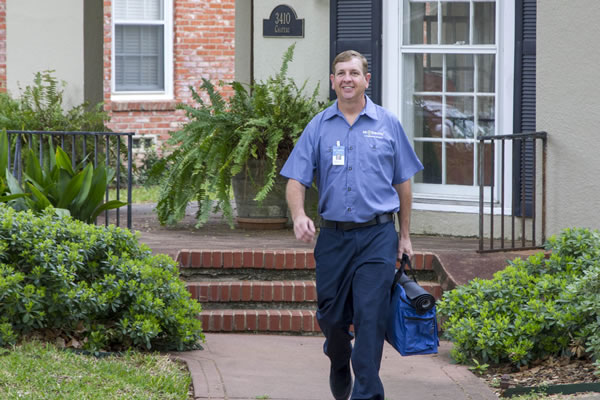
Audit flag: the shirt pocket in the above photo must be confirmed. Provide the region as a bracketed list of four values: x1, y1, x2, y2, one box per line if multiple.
[359, 138, 394, 175]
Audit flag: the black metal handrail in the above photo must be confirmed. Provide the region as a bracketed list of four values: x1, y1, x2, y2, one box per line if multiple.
[478, 131, 547, 253]
[5, 130, 134, 229]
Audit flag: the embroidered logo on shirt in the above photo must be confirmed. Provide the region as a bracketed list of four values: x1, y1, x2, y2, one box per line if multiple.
[363, 130, 385, 139]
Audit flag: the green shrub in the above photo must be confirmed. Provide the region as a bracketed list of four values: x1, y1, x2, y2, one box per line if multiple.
[1, 130, 127, 223]
[437, 227, 600, 367]
[0, 204, 204, 351]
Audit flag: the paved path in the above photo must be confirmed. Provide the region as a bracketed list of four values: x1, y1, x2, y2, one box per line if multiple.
[174, 334, 498, 400]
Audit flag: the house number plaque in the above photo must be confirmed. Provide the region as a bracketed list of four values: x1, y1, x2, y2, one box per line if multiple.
[263, 4, 304, 38]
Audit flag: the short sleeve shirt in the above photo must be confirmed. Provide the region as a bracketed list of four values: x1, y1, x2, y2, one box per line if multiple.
[280, 96, 424, 222]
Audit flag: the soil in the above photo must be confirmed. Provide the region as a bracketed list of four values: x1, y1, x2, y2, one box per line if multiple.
[481, 357, 600, 399]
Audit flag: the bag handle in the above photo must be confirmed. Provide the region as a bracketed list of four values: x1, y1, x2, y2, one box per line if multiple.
[391, 253, 417, 294]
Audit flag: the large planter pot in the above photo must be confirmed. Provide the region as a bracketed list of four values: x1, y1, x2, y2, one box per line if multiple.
[232, 159, 288, 230]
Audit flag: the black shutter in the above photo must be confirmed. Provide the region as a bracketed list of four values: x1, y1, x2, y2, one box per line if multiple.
[512, 0, 536, 217]
[330, 0, 382, 104]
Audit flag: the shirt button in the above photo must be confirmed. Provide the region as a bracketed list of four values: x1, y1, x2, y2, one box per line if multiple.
[349, 146, 353, 150]
[348, 187, 351, 191]
[348, 166, 352, 171]
[347, 207, 351, 211]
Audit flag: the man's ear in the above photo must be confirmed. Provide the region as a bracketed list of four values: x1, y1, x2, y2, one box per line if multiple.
[365, 73, 371, 89]
[330, 74, 335, 90]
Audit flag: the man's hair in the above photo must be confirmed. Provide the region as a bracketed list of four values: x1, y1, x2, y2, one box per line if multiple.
[331, 50, 368, 75]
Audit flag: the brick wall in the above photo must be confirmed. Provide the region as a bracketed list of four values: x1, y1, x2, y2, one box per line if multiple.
[103, 0, 235, 143]
[0, 0, 6, 93]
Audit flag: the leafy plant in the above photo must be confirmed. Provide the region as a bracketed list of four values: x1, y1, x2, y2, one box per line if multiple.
[437, 227, 600, 368]
[152, 43, 326, 227]
[0, 130, 127, 223]
[0, 204, 204, 351]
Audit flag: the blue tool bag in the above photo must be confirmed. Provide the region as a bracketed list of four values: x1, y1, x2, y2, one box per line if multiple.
[386, 254, 439, 356]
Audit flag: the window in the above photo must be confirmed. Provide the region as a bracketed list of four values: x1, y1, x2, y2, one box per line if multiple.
[112, 0, 173, 99]
[385, 0, 513, 208]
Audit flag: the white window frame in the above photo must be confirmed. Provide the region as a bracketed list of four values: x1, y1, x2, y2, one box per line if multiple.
[111, 0, 174, 101]
[383, 0, 515, 214]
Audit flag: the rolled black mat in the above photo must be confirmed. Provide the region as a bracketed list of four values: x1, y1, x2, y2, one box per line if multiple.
[398, 272, 436, 315]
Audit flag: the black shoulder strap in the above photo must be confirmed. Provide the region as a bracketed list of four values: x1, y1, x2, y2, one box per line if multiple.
[391, 253, 417, 294]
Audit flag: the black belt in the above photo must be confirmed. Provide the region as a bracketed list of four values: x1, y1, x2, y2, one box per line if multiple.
[320, 213, 394, 231]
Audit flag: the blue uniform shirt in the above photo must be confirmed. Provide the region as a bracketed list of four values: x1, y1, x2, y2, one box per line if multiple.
[281, 95, 423, 223]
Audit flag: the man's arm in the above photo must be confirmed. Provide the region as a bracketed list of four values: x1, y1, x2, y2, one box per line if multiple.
[286, 179, 316, 243]
[393, 180, 414, 257]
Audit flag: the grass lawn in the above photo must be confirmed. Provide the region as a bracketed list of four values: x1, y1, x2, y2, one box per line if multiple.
[109, 185, 161, 204]
[0, 341, 191, 400]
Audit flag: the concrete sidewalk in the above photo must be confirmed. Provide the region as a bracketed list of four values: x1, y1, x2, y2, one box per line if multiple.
[173, 334, 498, 400]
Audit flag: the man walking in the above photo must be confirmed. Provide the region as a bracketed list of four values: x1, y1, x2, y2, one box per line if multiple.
[280, 50, 423, 400]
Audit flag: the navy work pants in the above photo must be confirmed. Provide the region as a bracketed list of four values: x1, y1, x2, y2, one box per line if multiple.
[314, 221, 397, 400]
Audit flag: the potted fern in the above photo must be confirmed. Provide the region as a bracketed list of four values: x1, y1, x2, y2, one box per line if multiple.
[154, 44, 325, 228]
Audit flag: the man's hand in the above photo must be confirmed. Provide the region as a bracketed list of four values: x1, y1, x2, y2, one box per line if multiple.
[398, 235, 413, 259]
[293, 215, 316, 243]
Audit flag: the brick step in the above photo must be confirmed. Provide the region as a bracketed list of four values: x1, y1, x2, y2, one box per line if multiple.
[187, 280, 443, 304]
[199, 309, 320, 334]
[176, 249, 438, 271]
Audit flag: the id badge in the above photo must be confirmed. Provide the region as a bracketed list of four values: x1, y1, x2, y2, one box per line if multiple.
[332, 141, 345, 166]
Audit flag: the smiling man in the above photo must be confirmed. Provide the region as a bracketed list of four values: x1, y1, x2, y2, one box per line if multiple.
[281, 50, 423, 400]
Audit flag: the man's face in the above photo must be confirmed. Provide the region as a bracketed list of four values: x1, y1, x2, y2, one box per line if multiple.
[330, 57, 371, 103]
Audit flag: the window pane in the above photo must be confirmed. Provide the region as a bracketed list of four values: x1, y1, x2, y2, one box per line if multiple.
[473, 1, 495, 44]
[406, 2, 438, 45]
[413, 53, 443, 92]
[446, 54, 474, 92]
[114, 0, 163, 20]
[115, 25, 164, 91]
[447, 96, 474, 139]
[446, 142, 473, 185]
[478, 96, 495, 137]
[413, 95, 443, 138]
[414, 141, 442, 184]
[441, 2, 469, 44]
[477, 54, 495, 93]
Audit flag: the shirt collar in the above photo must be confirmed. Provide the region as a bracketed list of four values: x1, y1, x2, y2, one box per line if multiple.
[323, 95, 379, 121]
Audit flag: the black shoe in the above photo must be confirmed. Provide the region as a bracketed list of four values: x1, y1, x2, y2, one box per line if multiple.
[329, 364, 352, 400]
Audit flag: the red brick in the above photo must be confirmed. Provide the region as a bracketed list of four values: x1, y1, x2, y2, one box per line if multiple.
[294, 282, 305, 302]
[281, 311, 292, 331]
[262, 282, 273, 302]
[177, 250, 190, 267]
[241, 281, 252, 301]
[268, 310, 281, 331]
[305, 282, 317, 301]
[413, 253, 424, 270]
[202, 251, 212, 268]
[301, 311, 314, 332]
[198, 284, 209, 302]
[258, 310, 269, 331]
[290, 311, 302, 332]
[283, 282, 294, 302]
[253, 251, 264, 268]
[273, 282, 283, 301]
[220, 283, 231, 302]
[210, 284, 220, 301]
[211, 251, 223, 268]
[251, 282, 263, 301]
[264, 251, 275, 269]
[295, 252, 306, 268]
[306, 252, 316, 268]
[243, 250, 253, 267]
[233, 312, 245, 331]
[200, 313, 210, 331]
[233, 251, 243, 267]
[246, 311, 258, 331]
[424, 254, 434, 271]
[187, 284, 198, 299]
[284, 251, 295, 269]
[191, 251, 202, 268]
[274, 251, 285, 269]
[222, 310, 233, 331]
[230, 282, 242, 301]
[223, 251, 233, 268]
